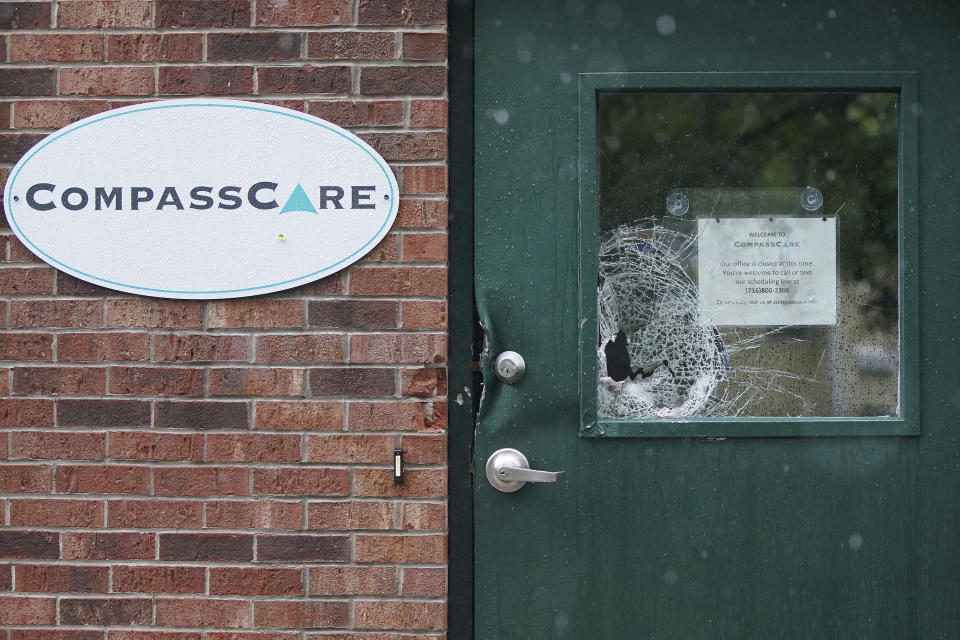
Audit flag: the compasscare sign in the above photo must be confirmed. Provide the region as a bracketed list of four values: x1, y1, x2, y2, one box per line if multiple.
[3, 99, 400, 299]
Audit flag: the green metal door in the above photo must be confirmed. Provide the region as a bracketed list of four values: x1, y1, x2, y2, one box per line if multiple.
[472, 1, 960, 638]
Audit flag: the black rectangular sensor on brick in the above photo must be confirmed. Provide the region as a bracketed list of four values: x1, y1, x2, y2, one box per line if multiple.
[394, 448, 404, 484]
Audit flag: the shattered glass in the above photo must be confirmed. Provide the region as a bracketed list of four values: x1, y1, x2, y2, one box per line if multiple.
[596, 92, 899, 419]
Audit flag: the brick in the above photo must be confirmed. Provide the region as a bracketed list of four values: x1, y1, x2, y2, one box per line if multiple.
[210, 32, 302, 61]
[401, 166, 446, 195]
[0, 2, 50, 28]
[156, 0, 249, 27]
[206, 433, 301, 462]
[9, 300, 103, 327]
[403, 32, 446, 61]
[60, 67, 155, 96]
[14, 632, 103, 640]
[60, 597, 152, 625]
[308, 99, 403, 127]
[208, 300, 302, 328]
[207, 634, 298, 640]
[401, 502, 446, 531]
[308, 32, 395, 60]
[206, 499, 301, 530]
[55, 464, 150, 494]
[59, 399, 151, 426]
[9, 498, 103, 527]
[12, 431, 104, 460]
[15, 100, 110, 129]
[109, 33, 202, 62]
[154, 333, 248, 362]
[401, 301, 447, 329]
[355, 534, 445, 564]
[108, 431, 203, 462]
[350, 334, 445, 364]
[108, 499, 203, 528]
[253, 467, 348, 497]
[359, 0, 445, 25]
[107, 299, 203, 328]
[402, 233, 447, 263]
[396, 199, 446, 228]
[308, 501, 395, 530]
[0, 531, 59, 559]
[0, 267, 53, 294]
[113, 565, 206, 594]
[0, 597, 56, 625]
[0, 333, 52, 360]
[107, 632, 201, 640]
[257, 534, 350, 562]
[15, 565, 109, 593]
[108, 633, 201, 640]
[0, 464, 51, 492]
[354, 468, 446, 498]
[400, 433, 446, 463]
[308, 566, 397, 597]
[9, 34, 104, 62]
[309, 367, 395, 396]
[255, 335, 343, 363]
[0, 133, 47, 163]
[255, 401, 342, 431]
[58, 0, 152, 28]
[13, 366, 105, 395]
[159, 533, 253, 561]
[259, 65, 352, 94]
[8, 236, 45, 263]
[209, 367, 304, 396]
[160, 65, 254, 95]
[210, 567, 302, 596]
[355, 600, 445, 631]
[58, 332, 150, 362]
[307, 300, 396, 329]
[109, 366, 203, 395]
[156, 598, 252, 628]
[347, 401, 436, 431]
[360, 67, 445, 96]
[254, 600, 349, 629]
[154, 467, 249, 496]
[349, 266, 446, 296]
[156, 400, 248, 430]
[285, 272, 342, 295]
[56, 272, 111, 295]
[400, 367, 446, 398]
[256, 0, 349, 26]
[0, 398, 54, 426]
[305, 434, 393, 463]
[409, 99, 447, 128]
[362, 233, 400, 262]
[0, 69, 56, 97]
[402, 567, 444, 596]
[361, 132, 447, 162]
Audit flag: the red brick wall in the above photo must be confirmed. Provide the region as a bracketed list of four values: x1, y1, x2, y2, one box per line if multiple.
[0, 0, 449, 636]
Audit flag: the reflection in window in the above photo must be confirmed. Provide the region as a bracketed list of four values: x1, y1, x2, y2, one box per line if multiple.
[596, 92, 899, 418]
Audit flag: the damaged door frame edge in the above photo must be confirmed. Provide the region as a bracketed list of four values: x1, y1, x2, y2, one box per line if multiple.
[448, 0, 478, 638]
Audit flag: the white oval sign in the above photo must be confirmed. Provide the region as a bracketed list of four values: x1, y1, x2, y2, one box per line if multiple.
[3, 99, 399, 298]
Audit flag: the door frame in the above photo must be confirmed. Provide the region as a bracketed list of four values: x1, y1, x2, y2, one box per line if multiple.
[447, 1, 477, 639]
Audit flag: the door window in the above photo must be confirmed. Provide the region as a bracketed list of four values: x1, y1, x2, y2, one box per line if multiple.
[579, 75, 918, 436]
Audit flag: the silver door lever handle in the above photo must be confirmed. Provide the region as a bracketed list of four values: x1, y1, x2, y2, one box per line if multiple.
[485, 447, 565, 493]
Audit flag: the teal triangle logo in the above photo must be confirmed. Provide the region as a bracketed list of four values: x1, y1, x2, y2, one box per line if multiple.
[279, 183, 317, 215]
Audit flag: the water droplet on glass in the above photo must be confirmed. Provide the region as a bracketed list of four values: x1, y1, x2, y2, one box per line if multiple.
[848, 532, 863, 551]
[656, 14, 677, 36]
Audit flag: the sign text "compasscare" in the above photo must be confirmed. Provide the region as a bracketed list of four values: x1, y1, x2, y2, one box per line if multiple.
[24, 182, 378, 212]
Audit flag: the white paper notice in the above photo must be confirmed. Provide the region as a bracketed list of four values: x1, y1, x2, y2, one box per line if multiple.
[697, 217, 837, 326]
